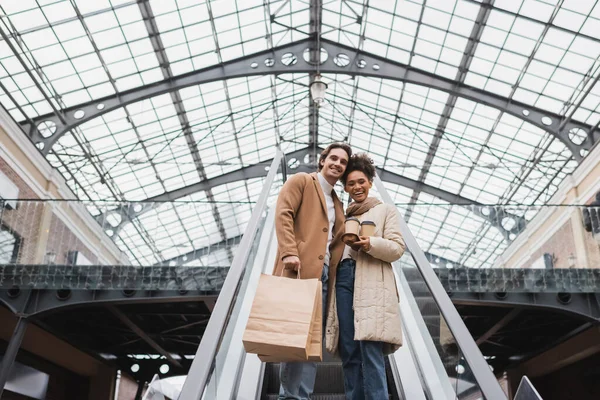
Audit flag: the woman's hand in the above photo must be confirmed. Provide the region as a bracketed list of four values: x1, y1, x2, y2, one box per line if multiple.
[351, 236, 371, 252]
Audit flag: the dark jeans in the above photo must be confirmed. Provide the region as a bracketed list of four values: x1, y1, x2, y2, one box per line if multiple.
[336, 259, 388, 400]
[279, 264, 329, 400]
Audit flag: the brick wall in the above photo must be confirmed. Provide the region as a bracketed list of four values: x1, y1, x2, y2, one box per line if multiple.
[0, 156, 39, 200]
[1, 156, 43, 263]
[1, 155, 97, 265]
[529, 220, 577, 269]
[47, 213, 99, 264]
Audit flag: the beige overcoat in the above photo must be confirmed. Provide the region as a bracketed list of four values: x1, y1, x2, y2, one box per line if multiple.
[325, 203, 406, 355]
[272, 172, 346, 300]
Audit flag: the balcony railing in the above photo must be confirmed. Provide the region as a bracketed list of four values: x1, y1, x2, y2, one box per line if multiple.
[2, 199, 599, 293]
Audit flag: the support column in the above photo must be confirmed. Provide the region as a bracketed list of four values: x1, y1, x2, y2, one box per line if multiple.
[570, 211, 590, 269]
[0, 316, 29, 397]
[134, 381, 145, 400]
[32, 202, 54, 264]
[566, 186, 590, 269]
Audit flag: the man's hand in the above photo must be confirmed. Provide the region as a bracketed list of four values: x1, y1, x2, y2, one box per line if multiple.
[352, 236, 371, 252]
[283, 255, 301, 272]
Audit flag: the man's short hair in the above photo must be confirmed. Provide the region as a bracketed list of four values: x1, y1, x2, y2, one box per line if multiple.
[318, 142, 352, 171]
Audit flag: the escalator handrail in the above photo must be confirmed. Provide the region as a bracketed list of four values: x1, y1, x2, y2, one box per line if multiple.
[373, 176, 508, 400]
[178, 148, 284, 400]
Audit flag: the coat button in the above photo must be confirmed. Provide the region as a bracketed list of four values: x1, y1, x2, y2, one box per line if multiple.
[323, 227, 328, 232]
[319, 255, 324, 260]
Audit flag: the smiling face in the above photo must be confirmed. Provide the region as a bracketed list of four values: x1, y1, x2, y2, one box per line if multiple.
[344, 170, 372, 203]
[319, 148, 349, 185]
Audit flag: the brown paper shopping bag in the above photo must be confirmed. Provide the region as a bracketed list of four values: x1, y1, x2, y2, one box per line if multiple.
[243, 273, 321, 360]
[258, 280, 322, 362]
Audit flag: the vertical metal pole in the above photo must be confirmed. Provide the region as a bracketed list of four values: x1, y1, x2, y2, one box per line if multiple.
[0, 317, 29, 397]
[134, 381, 145, 400]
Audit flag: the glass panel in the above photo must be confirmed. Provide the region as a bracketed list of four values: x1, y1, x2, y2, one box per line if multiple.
[395, 253, 457, 399]
[453, 348, 485, 399]
[206, 211, 267, 398]
[142, 374, 167, 400]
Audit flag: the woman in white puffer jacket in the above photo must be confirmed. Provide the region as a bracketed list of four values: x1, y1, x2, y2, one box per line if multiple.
[325, 153, 406, 400]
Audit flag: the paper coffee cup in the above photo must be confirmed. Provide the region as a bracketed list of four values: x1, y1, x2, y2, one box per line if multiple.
[361, 221, 376, 236]
[345, 217, 360, 236]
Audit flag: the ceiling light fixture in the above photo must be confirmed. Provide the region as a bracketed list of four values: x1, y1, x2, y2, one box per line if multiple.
[310, 74, 327, 105]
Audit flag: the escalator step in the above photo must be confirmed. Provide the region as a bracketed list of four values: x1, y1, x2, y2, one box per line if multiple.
[265, 394, 392, 400]
[263, 362, 345, 394]
[262, 361, 397, 400]
[265, 395, 347, 400]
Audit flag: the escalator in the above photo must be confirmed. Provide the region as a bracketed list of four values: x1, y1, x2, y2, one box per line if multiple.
[168, 149, 509, 400]
[259, 355, 401, 400]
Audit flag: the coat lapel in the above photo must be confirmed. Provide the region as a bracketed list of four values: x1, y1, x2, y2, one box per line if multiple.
[332, 191, 345, 237]
[311, 172, 328, 217]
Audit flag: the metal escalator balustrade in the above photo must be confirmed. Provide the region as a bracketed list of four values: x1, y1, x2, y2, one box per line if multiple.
[177, 149, 284, 400]
[174, 155, 508, 399]
[373, 175, 508, 400]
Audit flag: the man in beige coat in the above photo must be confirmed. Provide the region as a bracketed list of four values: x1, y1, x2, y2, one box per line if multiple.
[273, 143, 351, 400]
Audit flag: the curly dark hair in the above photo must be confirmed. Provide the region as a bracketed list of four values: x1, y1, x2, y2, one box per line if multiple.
[341, 152, 375, 185]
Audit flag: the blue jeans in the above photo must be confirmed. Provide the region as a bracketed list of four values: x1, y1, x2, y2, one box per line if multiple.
[336, 259, 388, 400]
[279, 264, 329, 400]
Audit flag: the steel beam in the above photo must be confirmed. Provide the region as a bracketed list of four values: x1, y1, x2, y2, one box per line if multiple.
[406, 0, 493, 219]
[0, 317, 28, 398]
[0, 291, 32, 398]
[23, 39, 597, 160]
[0, 287, 219, 318]
[154, 231, 463, 278]
[307, 0, 323, 160]
[450, 291, 600, 322]
[108, 305, 183, 368]
[95, 146, 526, 240]
[3, 268, 599, 321]
[153, 236, 243, 266]
[108, 318, 209, 356]
[476, 308, 521, 345]
[137, 0, 231, 262]
[377, 168, 527, 240]
[95, 147, 316, 235]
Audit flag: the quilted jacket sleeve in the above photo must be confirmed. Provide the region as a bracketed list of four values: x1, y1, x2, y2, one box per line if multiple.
[366, 204, 406, 263]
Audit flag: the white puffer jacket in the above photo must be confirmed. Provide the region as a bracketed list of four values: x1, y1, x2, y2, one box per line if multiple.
[325, 203, 405, 355]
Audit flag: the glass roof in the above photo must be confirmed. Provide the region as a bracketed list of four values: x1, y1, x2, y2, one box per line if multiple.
[0, 0, 598, 268]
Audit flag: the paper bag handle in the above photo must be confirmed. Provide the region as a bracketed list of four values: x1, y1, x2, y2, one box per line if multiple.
[280, 267, 301, 279]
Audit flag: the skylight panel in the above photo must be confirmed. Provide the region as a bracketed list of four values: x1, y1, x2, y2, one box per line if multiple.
[113, 74, 140, 91]
[149, 0, 178, 15]
[1, 0, 594, 269]
[20, 28, 58, 51]
[518, 0, 556, 23]
[5, 7, 46, 31]
[422, 6, 452, 30]
[554, 6, 587, 30]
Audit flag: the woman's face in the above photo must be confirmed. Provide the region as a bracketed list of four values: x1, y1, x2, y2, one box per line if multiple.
[344, 170, 372, 203]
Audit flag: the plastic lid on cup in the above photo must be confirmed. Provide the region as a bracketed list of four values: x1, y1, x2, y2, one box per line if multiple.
[345, 217, 360, 222]
[361, 221, 375, 226]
